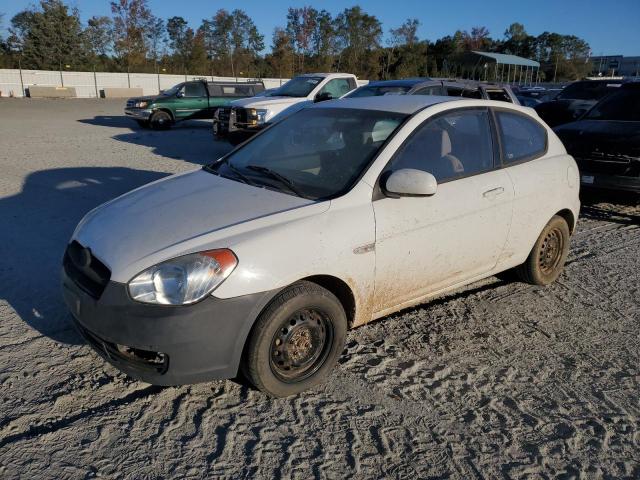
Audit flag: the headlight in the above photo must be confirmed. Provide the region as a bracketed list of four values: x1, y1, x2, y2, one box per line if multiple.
[128, 249, 237, 305]
[135, 101, 148, 108]
[255, 109, 269, 124]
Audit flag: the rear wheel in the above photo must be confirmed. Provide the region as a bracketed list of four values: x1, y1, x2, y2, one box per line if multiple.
[516, 215, 571, 285]
[150, 110, 172, 129]
[243, 281, 347, 397]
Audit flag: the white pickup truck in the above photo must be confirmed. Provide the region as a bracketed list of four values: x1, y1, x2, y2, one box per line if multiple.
[213, 73, 359, 143]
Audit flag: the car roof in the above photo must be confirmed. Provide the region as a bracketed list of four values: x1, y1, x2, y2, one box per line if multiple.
[365, 78, 431, 88]
[298, 73, 353, 78]
[311, 95, 462, 114]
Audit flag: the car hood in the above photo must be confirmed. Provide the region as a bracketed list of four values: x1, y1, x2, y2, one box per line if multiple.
[127, 95, 161, 103]
[230, 96, 308, 110]
[73, 169, 318, 280]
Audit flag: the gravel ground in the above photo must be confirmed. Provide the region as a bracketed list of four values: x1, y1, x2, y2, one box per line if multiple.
[0, 99, 639, 479]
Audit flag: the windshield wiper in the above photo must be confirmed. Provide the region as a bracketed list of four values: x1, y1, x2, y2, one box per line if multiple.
[205, 160, 258, 187]
[245, 165, 308, 198]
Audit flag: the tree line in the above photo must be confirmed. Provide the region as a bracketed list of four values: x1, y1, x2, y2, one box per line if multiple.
[0, 0, 593, 82]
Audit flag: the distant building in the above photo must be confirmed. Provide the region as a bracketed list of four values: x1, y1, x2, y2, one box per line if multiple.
[590, 55, 640, 77]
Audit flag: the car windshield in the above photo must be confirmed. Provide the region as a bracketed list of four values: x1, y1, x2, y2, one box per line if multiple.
[270, 76, 324, 97]
[208, 108, 407, 200]
[346, 85, 411, 98]
[557, 81, 621, 101]
[162, 83, 183, 96]
[585, 89, 640, 121]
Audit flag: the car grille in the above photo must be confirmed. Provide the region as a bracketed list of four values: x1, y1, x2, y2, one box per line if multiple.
[63, 241, 111, 300]
[234, 108, 249, 124]
[217, 107, 231, 122]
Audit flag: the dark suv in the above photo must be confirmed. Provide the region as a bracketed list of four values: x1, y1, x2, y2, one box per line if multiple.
[554, 82, 640, 193]
[535, 79, 626, 127]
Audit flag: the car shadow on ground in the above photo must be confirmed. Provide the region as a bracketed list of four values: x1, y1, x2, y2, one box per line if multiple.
[78, 117, 234, 166]
[580, 190, 640, 225]
[0, 167, 169, 344]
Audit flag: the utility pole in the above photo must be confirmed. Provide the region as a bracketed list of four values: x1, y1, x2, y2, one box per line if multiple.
[18, 57, 25, 97]
[553, 54, 559, 83]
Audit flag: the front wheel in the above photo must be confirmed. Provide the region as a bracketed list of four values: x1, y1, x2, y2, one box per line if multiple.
[516, 215, 571, 285]
[150, 110, 172, 129]
[242, 281, 347, 397]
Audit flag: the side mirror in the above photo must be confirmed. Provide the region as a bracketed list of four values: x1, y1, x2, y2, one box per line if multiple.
[176, 90, 184, 98]
[314, 91, 333, 103]
[384, 169, 438, 197]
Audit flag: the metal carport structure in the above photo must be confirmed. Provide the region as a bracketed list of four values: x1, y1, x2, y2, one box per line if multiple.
[454, 51, 541, 85]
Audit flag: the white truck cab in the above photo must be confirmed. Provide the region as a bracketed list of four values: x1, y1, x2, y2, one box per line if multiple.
[213, 73, 358, 141]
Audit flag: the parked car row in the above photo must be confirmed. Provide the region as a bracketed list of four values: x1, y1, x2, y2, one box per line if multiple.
[213, 75, 521, 145]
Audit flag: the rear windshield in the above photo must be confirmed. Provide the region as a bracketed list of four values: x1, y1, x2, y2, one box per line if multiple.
[209, 108, 407, 200]
[585, 89, 640, 121]
[346, 85, 411, 98]
[557, 81, 622, 101]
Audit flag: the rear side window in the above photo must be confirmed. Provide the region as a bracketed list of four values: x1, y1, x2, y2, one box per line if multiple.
[185, 82, 207, 97]
[385, 108, 494, 182]
[495, 111, 547, 164]
[412, 86, 444, 96]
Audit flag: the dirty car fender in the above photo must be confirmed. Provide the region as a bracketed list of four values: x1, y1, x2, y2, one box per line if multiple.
[214, 181, 377, 327]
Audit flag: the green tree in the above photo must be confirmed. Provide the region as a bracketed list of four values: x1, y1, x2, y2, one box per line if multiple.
[110, 0, 155, 70]
[201, 9, 263, 77]
[8, 1, 87, 70]
[265, 27, 295, 78]
[334, 6, 382, 78]
[85, 16, 113, 58]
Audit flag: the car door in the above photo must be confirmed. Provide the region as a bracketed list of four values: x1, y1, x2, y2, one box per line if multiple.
[177, 81, 209, 119]
[372, 107, 514, 313]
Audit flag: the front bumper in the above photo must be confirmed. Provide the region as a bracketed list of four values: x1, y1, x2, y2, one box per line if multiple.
[580, 172, 640, 193]
[125, 108, 153, 120]
[62, 268, 277, 385]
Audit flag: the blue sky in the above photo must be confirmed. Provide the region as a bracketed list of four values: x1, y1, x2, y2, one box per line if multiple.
[1, 0, 639, 56]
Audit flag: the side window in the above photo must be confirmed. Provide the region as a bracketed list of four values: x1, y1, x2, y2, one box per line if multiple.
[385, 108, 494, 182]
[486, 89, 512, 103]
[495, 111, 547, 164]
[319, 78, 352, 99]
[413, 86, 443, 96]
[184, 82, 207, 97]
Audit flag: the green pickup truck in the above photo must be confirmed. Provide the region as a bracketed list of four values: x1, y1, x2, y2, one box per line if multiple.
[125, 80, 265, 129]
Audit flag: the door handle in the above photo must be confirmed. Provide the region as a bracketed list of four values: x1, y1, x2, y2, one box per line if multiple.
[483, 187, 505, 199]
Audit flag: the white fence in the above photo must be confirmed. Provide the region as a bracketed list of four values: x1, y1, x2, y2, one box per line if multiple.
[0, 69, 289, 98]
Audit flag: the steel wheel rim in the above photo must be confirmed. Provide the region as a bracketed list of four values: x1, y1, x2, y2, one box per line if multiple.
[539, 227, 564, 275]
[269, 308, 333, 383]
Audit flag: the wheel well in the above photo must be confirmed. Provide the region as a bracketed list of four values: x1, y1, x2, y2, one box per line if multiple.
[303, 275, 356, 328]
[153, 108, 174, 121]
[556, 209, 576, 234]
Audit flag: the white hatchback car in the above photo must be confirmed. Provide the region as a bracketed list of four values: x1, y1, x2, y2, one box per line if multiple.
[63, 96, 580, 396]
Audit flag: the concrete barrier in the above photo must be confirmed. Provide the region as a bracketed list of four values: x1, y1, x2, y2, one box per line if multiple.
[27, 86, 77, 98]
[101, 87, 144, 98]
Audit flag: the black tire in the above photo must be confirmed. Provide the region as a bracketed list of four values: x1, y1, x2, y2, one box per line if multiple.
[242, 281, 347, 397]
[516, 215, 571, 285]
[135, 120, 150, 128]
[150, 110, 172, 129]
